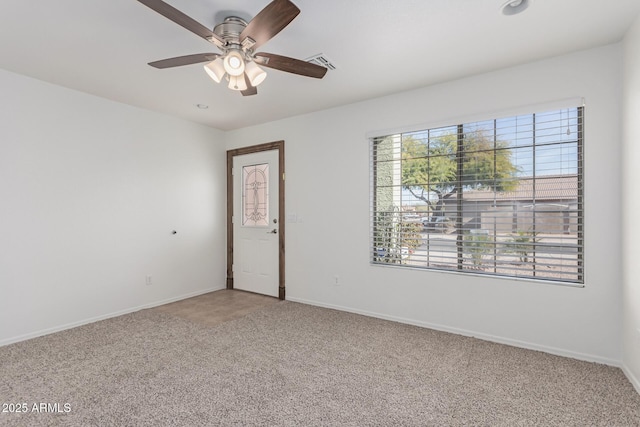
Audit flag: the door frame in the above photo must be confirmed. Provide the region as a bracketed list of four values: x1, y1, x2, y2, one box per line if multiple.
[227, 141, 285, 300]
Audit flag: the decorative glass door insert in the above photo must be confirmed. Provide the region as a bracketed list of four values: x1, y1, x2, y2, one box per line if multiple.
[242, 163, 269, 227]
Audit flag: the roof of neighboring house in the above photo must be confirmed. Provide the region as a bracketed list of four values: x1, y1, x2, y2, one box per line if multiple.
[461, 175, 579, 203]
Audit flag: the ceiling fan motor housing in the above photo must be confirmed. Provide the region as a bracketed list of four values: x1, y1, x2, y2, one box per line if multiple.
[214, 17, 248, 48]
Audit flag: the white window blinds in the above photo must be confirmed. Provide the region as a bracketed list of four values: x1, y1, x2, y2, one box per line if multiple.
[370, 106, 584, 284]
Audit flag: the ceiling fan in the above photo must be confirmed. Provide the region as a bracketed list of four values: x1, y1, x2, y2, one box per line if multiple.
[136, 0, 328, 96]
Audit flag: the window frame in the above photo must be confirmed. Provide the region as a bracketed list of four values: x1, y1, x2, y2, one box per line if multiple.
[369, 106, 584, 286]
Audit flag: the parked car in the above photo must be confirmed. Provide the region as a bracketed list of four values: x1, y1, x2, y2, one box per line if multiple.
[403, 214, 422, 222]
[423, 216, 448, 231]
[375, 247, 410, 260]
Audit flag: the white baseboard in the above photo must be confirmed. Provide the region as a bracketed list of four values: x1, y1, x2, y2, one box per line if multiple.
[0, 286, 224, 348]
[286, 296, 621, 367]
[622, 364, 640, 396]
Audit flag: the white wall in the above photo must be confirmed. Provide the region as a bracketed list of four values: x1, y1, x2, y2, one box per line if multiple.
[622, 14, 640, 392]
[226, 44, 623, 364]
[0, 69, 227, 345]
[0, 40, 629, 369]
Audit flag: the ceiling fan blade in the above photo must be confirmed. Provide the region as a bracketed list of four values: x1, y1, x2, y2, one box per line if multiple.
[240, 0, 300, 51]
[136, 0, 223, 46]
[255, 53, 327, 79]
[148, 53, 220, 69]
[241, 74, 258, 96]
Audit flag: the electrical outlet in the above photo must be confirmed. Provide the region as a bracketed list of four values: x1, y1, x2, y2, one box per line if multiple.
[145, 275, 152, 286]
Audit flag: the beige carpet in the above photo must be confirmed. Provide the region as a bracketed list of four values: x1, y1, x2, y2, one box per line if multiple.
[1, 300, 639, 426]
[150, 289, 279, 326]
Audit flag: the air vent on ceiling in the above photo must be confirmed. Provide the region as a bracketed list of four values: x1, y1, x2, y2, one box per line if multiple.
[306, 53, 337, 70]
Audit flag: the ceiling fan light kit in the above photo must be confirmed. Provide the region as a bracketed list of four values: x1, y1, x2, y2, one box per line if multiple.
[222, 50, 246, 77]
[136, 0, 328, 96]
[228, 74, 247, 91]
[203, 58, 225, 83]
[245, 61, 268, 87]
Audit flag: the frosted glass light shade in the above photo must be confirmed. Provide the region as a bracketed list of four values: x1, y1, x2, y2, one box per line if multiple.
[228, 74, 247, 91]
[223, 51, 245, 76]
[245, 61, 267, 87]
[203, 58, 225, 83]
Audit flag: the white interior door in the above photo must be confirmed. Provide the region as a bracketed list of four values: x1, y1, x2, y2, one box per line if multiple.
[233, 149, 279, 297]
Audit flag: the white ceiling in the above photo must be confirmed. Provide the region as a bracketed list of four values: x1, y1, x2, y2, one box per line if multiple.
[1, 0, 639, 131]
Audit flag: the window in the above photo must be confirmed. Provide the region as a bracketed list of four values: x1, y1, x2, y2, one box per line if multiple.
[370, 107, 583, 284]
[242, 163, 269, 227]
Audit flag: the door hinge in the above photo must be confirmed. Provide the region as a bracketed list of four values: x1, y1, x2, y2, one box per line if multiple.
[282, 172, 285, 181]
